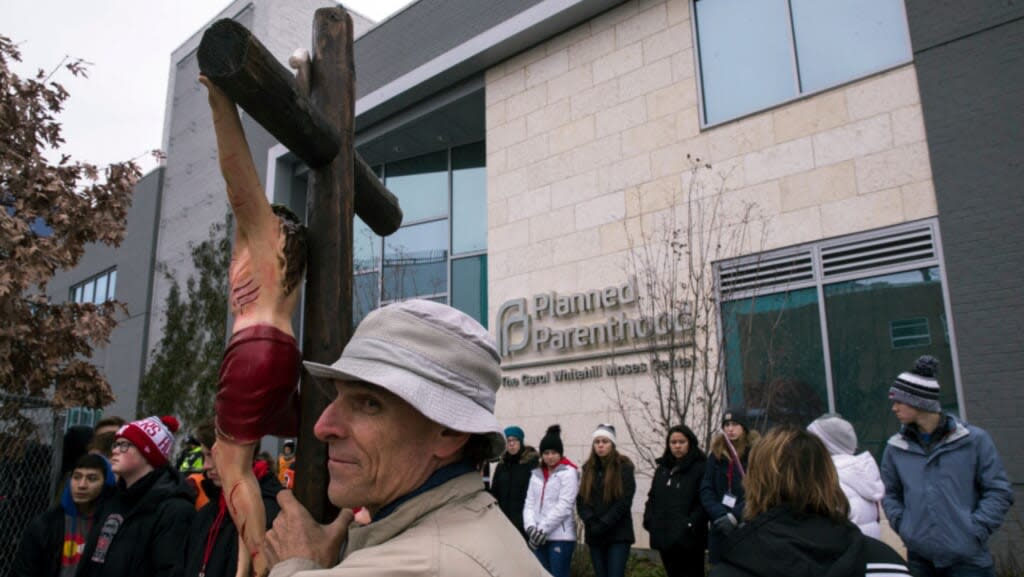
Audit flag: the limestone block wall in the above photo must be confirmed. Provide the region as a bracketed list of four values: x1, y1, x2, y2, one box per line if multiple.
[485, 0, 936, 544]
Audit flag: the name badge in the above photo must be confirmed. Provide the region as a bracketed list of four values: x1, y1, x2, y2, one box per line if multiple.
[722, 494, 737, 509]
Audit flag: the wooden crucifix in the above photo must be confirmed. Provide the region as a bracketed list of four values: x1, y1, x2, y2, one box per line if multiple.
[196, 7, 401, 577]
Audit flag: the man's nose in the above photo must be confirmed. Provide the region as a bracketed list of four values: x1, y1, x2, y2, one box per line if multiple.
[314, 400, 350, 441]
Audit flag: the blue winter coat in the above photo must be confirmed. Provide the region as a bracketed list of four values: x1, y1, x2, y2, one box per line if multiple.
[881, 416, 1014, 568]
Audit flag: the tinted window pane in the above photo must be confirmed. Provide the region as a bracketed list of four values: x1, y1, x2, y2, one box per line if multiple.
[108, 270, 117, 300]
[353, 272, 379, 327]
[385, 151, 448, 223]
[82, 281, 95, 304]
[452, 142, 487, 255]
[825, 267, 957, 459]
[451, 254, 488, 328]
[382, 219, 448, 301]
[696, 0, 796, 124]
[721, 288, 828, 428]
[354, 215, 381, 273]
[791, 0, 911, 93]
[95, 274, 108, 304]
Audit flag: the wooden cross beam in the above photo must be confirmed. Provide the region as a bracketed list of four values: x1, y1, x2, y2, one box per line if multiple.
[197, 15, 402, 236]
[197, 8, 401, 522]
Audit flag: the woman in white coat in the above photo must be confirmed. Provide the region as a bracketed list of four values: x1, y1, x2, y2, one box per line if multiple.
[807, 414, 885, 538]
[523, 425, 579, 577]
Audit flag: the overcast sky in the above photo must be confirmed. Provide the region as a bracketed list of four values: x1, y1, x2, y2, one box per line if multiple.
[1, 1, 413, 174]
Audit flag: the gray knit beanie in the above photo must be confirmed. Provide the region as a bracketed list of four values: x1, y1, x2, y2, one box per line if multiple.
[888, 355, 942, 413]
[807, 414, 857, 456]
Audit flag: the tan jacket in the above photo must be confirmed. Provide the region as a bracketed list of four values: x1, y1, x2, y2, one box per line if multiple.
[269, 472, 550, 577]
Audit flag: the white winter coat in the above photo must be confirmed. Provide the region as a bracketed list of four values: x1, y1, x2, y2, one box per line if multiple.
[523, 461, 579, 541]
[833, 452, 885, 538]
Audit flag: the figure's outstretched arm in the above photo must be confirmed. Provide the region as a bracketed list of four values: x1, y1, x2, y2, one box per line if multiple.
[199, 75, 275, 241]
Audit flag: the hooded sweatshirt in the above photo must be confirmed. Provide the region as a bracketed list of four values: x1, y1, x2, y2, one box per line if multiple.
[12, 457, 116, 577]
[710, 506, 910, 577]
[832, 452, 884, 538]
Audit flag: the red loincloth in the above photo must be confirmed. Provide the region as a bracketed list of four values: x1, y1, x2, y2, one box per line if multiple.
[216, 324, 300, 443]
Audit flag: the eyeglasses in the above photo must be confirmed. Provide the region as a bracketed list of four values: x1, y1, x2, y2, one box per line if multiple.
[112, 440, 135, 453]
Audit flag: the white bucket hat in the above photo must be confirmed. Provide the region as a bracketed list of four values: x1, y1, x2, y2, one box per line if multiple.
[303, 299, 506, 460]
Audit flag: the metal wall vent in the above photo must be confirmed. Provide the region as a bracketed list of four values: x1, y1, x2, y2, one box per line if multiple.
[821, 227, 935, 278]
[718, 251, 814, 296]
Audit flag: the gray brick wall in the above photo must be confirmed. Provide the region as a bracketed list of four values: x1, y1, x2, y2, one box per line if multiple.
[904, 0, 1024, 561]
[46, 167, 163, 419]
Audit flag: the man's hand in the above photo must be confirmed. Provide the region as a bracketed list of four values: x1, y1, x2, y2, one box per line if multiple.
[263, 490, 354, 569]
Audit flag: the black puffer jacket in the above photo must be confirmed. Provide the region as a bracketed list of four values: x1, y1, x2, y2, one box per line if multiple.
[182, 469, 283, 577]
[12, 506, 64, 577]
[77, 466, 195, 577]
[577, 456, 636, 546]
[710, 506, 910, 577]
[489, 446, 538, 538]
[643, 451, 708, 552]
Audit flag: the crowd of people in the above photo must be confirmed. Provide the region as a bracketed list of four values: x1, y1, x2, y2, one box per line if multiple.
[5, 306, 1016, 577]
[488, 354, 1013, 577]
[10, 310, 1016, 577]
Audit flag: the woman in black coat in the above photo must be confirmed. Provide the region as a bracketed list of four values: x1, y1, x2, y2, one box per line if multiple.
[576, 424, 636, 577]
[489, 425, 538, 539]
[700, 408, 759, 564]
[710, 426, 909, 577]
[643, 425, 708, 577]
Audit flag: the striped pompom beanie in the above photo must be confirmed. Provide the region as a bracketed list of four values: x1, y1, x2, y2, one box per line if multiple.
[888, 355, 941, 413]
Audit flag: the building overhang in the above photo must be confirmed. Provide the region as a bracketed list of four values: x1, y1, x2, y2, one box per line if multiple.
[354, 0, 628, 133]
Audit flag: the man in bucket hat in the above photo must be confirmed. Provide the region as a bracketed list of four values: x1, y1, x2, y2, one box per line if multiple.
[263, 299, 548, 576]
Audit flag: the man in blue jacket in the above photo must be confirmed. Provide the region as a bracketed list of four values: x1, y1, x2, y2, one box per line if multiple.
[881, 356, 1013, 577]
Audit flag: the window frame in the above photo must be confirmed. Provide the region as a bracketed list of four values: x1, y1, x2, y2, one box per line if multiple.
[691, 0, 915, 128]
[714, 219, 965, 419]
[69, 268, 117, 305]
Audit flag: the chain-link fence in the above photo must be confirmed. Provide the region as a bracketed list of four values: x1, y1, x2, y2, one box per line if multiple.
[0, 394, 65, 577]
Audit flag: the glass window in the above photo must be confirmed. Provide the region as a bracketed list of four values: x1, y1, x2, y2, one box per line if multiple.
[452, 143, 487, 255]
[385, 151, 448, 223]
[353, 272, 379, 327]
[890, 318, 931, 349]
[826, 267, 957, 458]
[382, 219, 449, 301]
[356, 144, 487, 323]
[791, 0, 912, 93]
[354, 215, 381, 274]
[95, 274, 108, 305]
[71, 269, 116, 304]
[721, 288, 828, 428]
[695, 0, 797, 124]
[452, 254, 488, 327]
[82, 281, 95, 304]
[695, 0, 911, 125]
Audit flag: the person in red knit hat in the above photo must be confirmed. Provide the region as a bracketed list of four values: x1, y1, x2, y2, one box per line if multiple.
[75, 415, 195, 577]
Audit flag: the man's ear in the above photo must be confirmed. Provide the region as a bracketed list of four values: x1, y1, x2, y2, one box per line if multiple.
[433, 428, 471, 460]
